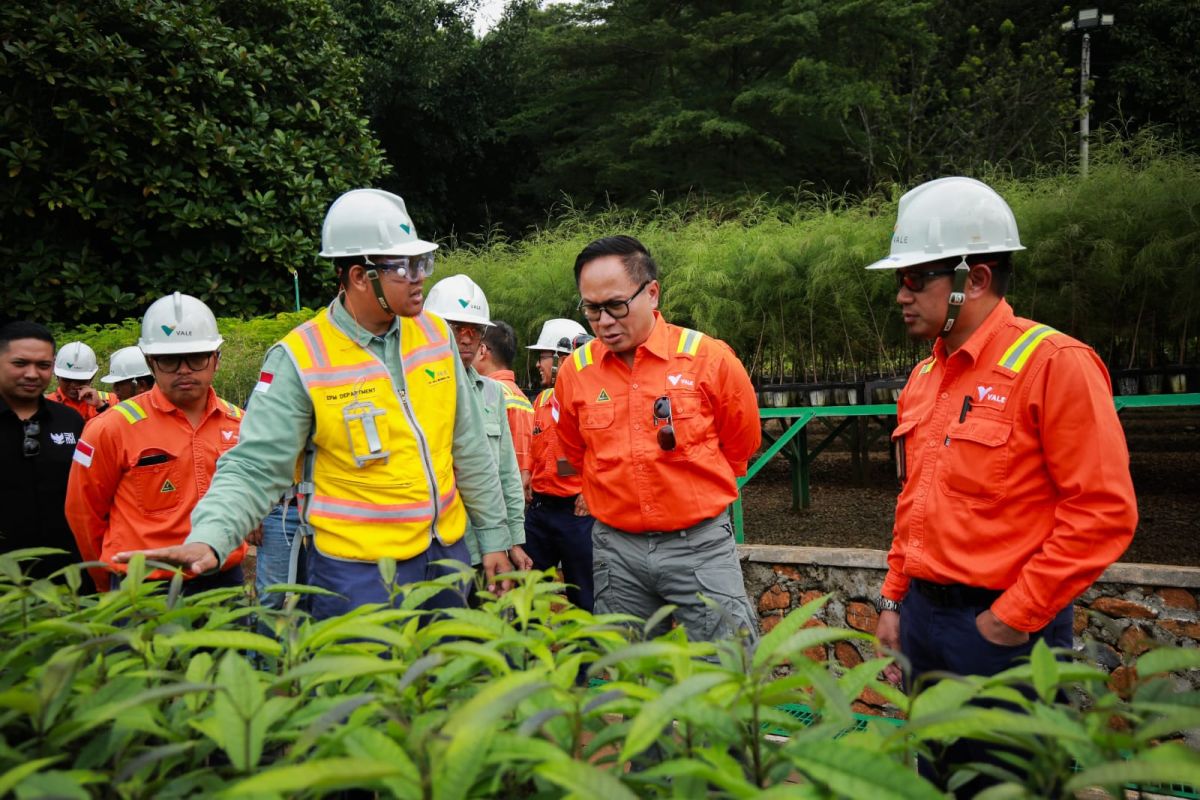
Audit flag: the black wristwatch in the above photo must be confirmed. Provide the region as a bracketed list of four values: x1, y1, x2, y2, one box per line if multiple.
[875, 596, 902, 614]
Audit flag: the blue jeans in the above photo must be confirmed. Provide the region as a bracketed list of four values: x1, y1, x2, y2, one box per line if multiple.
[522, 493, 595, 612]
[254, 502, 304, 611]
[900, 582, 1073, 797]
[306, 536, 472, 620]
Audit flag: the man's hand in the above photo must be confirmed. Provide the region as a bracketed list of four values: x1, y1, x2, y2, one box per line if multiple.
[509, 544, 534, 571]
[77, 386, 103, 408]
[875, 609, 904, 685]
[976, 608, 1030, 646]
[481, 551, 514, 595]
[574, 494, 589, 517]
[112, 543, 218, 576]
[521, 470, 532, 504]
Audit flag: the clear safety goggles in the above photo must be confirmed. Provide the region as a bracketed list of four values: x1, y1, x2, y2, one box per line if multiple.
[365, 253, 435, 283]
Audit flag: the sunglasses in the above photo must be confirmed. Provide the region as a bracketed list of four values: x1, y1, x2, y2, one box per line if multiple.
[895, 267, 957, 292]
[578, 281, 649, 321]
[152, 352, 216, 373]
[22, 419, 40, 458]
[365, 253, 435, 283]
[652, 395, 675, 451]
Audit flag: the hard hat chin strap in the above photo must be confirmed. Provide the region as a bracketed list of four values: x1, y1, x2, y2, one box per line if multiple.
[364, 269, 396, 316]
[939, 257, 970, 337]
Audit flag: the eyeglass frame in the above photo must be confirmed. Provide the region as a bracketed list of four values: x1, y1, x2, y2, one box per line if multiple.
[652, 395, 676, 451]
[578, 280, 651, 321]
[150, 352, 219, 374]
[364, 253, 436, 283]
[895, 267, 958, 293]
[22, 418, 40, 458]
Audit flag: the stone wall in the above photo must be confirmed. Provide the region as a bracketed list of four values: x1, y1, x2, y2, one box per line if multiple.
[739, 544, 1200, 718]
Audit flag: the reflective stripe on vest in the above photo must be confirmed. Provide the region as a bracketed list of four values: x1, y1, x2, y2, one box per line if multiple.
[676, 328, 704, 356]
[998, 324, 1059, 373]
[535, 388, 554, 407]
[113, 399, 148, 424]
[572, 341, 596, 371]
[502, 384, 533, 412]
[918, 358, 935, 375]
[278, 307, 466, 561]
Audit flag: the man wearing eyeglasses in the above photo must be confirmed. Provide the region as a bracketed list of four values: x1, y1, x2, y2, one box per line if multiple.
[868, 178, 1136, 796]
[0, 321, 89, 585]
[112, 189, 508, 620]
[553, 235, 762, 643]
[65, 293, 248, 593]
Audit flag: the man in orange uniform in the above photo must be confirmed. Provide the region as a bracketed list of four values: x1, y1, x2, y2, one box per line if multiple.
[525, 318, 595, 611]
[65, 293, 248, 593]
[46, 341, 113, 421]
[555, 235, 761, 642]
[869, 178, 1137, 796]
[474, 320, 535, 498]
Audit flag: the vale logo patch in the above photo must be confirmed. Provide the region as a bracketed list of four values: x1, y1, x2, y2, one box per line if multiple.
[161, 325, 176, 336]
[399, 223, 412, 234]
[458, 298, 470, 308]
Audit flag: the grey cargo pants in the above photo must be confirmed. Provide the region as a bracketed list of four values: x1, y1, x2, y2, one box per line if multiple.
[592, 511, 759, 643]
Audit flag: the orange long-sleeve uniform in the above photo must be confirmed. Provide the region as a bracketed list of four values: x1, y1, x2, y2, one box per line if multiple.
[46, 388, 113, 422]
[882, 300, 1137, 632]
[555, 312, 761, 532]
[530, 387, 583, 497]
[488, 369, 534, 472]
[65, 386, 248, 591]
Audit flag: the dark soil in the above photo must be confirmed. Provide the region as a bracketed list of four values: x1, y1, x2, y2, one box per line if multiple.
[741, 408, 1200, 567]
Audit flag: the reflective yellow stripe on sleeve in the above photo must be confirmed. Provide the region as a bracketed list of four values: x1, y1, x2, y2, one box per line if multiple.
[676, 328, 703, 356]
[572, 341, 595, 371]
[998, 324, 1059, 372]
[113, 400, 147, 424]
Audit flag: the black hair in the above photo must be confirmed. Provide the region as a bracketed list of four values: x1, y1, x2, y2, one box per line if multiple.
[482, 320, 517, 368]
[0, 320, 55, 355]
[985, 252, 1014, 297]
[573, 235, 657, 287]
[334, 256, 367, 287]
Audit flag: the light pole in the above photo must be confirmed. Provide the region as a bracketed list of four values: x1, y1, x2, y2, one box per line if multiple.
[1061, 8, 1115, 177]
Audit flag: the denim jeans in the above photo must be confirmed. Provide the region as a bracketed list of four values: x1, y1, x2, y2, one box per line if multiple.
[254, 501, 304, 611]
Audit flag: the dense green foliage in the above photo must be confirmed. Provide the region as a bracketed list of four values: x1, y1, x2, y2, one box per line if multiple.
[2, 548, 1199, 797]
[0, 0, 386, 323]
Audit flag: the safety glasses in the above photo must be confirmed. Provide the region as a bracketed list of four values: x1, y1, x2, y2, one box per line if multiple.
[365, 253, 435, 283]
[895, 267, 957, 292]
[578, 281, 649, 321]
[22, 419, 39, 458]
[152, 352, 217, 373]
[652, 395, 675, 451]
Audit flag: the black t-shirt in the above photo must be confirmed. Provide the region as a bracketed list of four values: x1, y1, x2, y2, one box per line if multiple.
[0, 396, 86, 581]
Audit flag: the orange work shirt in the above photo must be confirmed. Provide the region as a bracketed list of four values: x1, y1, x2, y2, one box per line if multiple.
[555, 312, 761, 532]
[46, 388, 113, 422]
[489, 369, 534, 472]
[65, 386, 248, 591]
[530, 387, 583, 497]
[882, 301, 1137, 632]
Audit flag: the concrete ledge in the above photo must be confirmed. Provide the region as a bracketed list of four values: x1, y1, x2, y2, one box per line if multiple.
[739, 544, 1200, 589]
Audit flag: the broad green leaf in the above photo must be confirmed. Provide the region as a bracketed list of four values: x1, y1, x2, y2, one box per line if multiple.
[1065, 743, 1200, 792]
[1133, 707, 1200, 743]
[620, 672, 731, 761]
[1029, 640, 1058, 704]
[1136, 646, 1200, 677]
[291, 694, 378, 756]
[166, 630, 282, 656]
[535, 757, 637, 800]
[751, 593, 830, 669]
[218, 757, 412, 797]
[788, 740, 943, 799]
[908, 676, 977, 720]
[274, 655, 409, 687]
[0, 757, 63, 796]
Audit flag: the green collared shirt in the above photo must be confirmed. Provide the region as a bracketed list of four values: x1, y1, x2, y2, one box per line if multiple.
[188, 298, 508, 563]
[462, 365, 526, 565]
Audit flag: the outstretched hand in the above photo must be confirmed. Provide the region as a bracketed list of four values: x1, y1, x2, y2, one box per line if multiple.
[112, 543, 219, 576]
[481, 551, 514, 596]
[875, 609, 904, 685]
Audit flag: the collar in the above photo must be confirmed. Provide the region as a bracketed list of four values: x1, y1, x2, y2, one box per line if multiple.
[490, 369, 516, 383]
[330, 296, 399, 347]
[932, 300, 1014, 366]
[594, 311, 670, 365]
[466, 364, 485, 390]
[146, 384, 222, 419]
[0, 394, 49, 421]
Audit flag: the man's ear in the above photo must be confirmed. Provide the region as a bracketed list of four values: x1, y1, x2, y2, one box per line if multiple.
[967, 264, 993, 299]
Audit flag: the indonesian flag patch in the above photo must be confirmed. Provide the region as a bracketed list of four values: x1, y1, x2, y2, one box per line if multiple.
[73, 440, 95, 468]
[550, 395, 560, 423]
[253, 371, 274, 394]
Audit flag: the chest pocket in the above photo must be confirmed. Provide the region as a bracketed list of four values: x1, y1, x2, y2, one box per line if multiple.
[485, 418, 503, 441]
[131, 450, 185, 515]
[890, 420, 917, 484]
[663, 389, 711, 462]
[939, 418, 1012, 504]
[581, 403, 620, 463]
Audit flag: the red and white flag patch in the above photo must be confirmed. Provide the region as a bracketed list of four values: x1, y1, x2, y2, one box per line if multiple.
[253, 371, 274, 394]
[73, 440, 95, 468]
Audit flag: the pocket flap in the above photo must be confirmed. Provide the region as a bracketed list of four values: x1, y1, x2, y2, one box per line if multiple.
[581, 404, 615, 429]
[948, 418, 1012, 447]
[891, 419, 918, 440]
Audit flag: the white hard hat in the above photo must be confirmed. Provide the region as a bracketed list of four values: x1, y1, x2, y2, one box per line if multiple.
[138, 292, 224, 355]
[866, 177, 1025, 271]
[527, 318, 589, 354]
[100, 346, 152, 383]
[319, 188, 439, 258]
[423, 275, 493, 326]
[54, 341, 99, 380]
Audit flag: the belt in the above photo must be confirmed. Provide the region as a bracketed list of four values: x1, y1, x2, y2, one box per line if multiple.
[913, 579, 1003, 609]
[532, 491, 579, 509]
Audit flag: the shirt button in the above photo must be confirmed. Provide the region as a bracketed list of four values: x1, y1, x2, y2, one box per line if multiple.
[634, 423, 641, 431]
[940, 392, 948, 399]
[927, 439, 936, 447]
[644, 505, 652, 511]
[632, 383, 638, 389]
